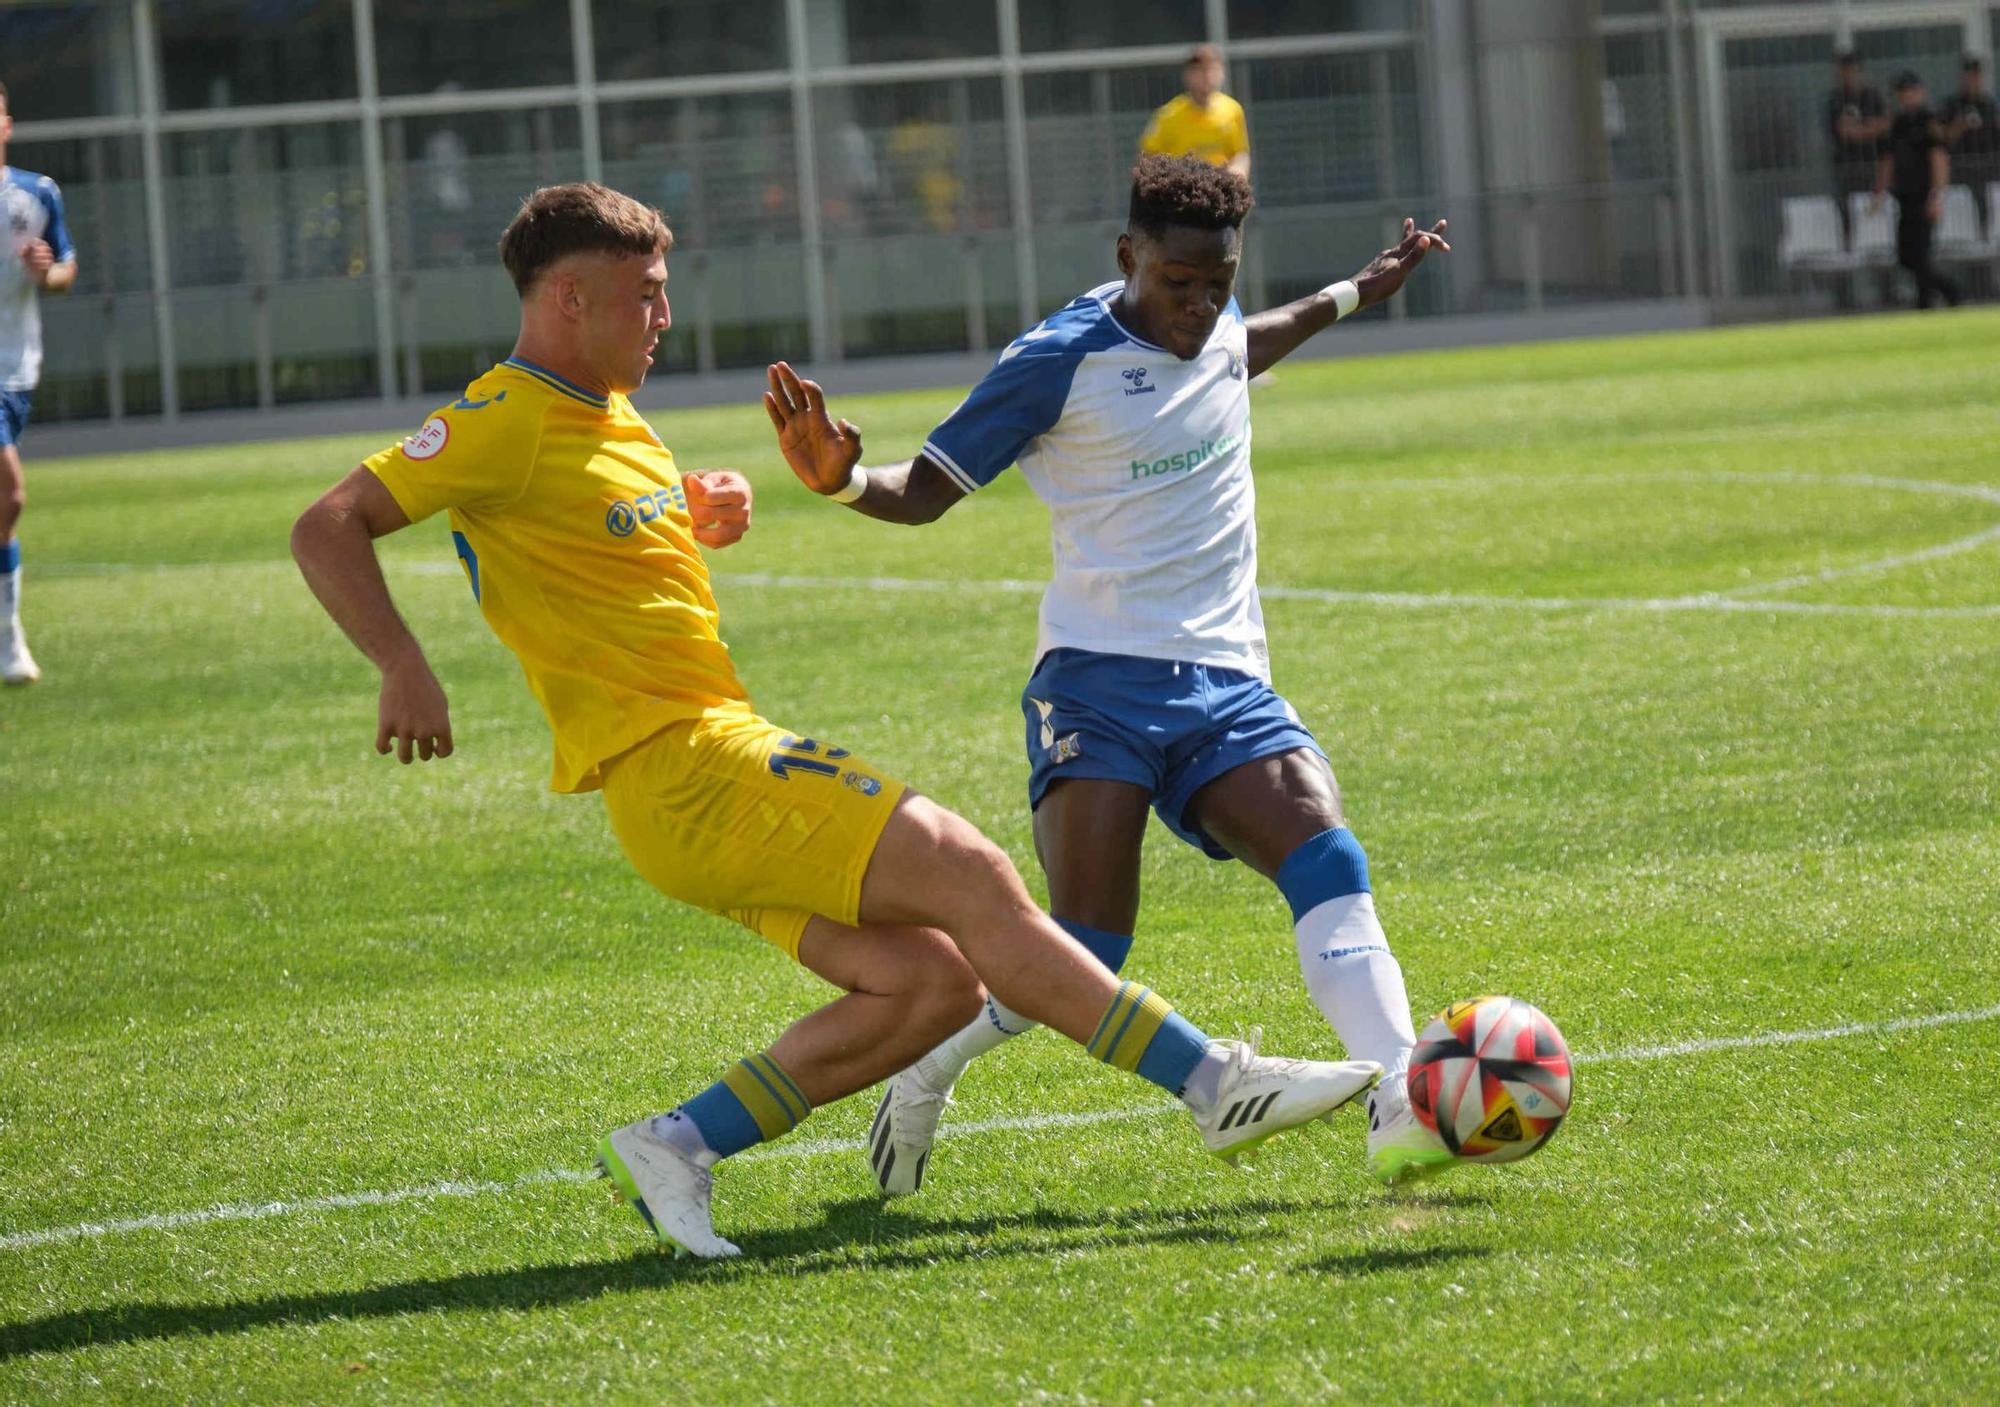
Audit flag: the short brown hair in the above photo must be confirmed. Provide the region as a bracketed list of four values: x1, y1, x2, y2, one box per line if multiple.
[1185, 44, 1221, 69]
[498, 182, 671, 296]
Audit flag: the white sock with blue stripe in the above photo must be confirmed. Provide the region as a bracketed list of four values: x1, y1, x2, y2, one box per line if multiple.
[1, 541, 20, 630]
[1278, 829, 1417, 1096]
[912, 918, 1135, 1091]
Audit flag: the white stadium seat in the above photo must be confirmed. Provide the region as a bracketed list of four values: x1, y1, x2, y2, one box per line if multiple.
[1847, 191, 1898, 266]
[1989, 182, 2000, 250]
[1934, 185, 1984, 260]
[1778, 195, 1852, 276]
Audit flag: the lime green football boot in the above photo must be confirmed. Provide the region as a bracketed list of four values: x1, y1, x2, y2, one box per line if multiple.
[1366, 1083, 1456, 1186]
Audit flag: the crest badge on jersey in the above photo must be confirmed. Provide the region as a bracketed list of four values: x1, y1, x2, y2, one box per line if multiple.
[1227, 347, 1246, 381]
[402, 416, 450, 461]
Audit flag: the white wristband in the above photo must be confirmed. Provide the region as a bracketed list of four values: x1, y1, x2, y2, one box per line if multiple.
[1322, 279, 1361, 320]
[829, 464, 869, 504]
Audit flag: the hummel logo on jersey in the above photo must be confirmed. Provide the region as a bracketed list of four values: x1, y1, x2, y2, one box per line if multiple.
[1121, 367, 1157, 396]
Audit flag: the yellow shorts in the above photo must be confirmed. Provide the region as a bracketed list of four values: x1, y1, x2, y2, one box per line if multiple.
[599, 707, 908, 960]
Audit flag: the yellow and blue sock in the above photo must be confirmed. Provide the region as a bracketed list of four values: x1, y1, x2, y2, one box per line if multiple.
[913, 916, 1136, 1087]
[654, 1049, 811, 1168]
[1086, 981, 1210, 1096]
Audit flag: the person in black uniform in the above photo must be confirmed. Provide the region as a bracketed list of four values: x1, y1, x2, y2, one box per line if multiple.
[1940, 55, 1998, 232]
[1828, 50, 1889, 243]
[1874, 72, 1962, 310]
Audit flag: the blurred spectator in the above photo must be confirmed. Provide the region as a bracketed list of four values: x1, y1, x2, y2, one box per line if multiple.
[1139, 44, 1249, 179]
[1827, 50, 1888, 242]
[1874, 72, 1961, 310]
[422, 84, 472, 264]
[889, 118, 961, 234]
[1941, 55, 1998, 230]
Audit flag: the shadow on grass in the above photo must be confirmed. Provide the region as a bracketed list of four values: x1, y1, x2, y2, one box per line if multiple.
[1292, 1243, 1488, 1277]
[1, 1193, 1338, 1360]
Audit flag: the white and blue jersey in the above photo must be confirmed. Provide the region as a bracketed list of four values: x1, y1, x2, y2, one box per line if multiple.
[923, 279, 1266, 680]
[1, 166, 75, 393]
[926, 282, 1326, 860]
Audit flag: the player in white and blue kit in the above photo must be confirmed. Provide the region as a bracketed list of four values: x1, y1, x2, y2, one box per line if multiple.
[765, 155, 1454, 1187]
[1, 81, 79, 685]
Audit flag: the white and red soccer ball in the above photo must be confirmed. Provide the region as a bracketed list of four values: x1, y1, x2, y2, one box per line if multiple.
[1407, 995, 1572, 1163]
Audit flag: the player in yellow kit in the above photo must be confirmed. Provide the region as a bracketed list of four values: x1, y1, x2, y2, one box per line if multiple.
[290, 183, 1379, 1259]
[1139, 44, 1250, 178]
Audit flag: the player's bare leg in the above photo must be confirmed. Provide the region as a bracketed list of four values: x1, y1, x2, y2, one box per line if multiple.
[858, 789, 1378, 1195]
[601, 917, 981, 1256]
[0, 444, 36, 685]
[1188, 749, 1445, 1184]
[776, 919, 984, 1102]
[870, 779, 1151, 1193]
[858, 791, 1142, 1040]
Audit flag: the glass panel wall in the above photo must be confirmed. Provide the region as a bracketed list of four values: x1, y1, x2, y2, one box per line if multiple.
[592, 0, 788, 78]
[1017, 0, 1201, 54]
[602, 94, 808, 373]
[374, 2, 574, 97]
[1024, 66, 1183, 312]
[0, 2, 136, 120]
[156, 0, 356, 110]
[6, 134, 158, 419]
[10, 0, 1948, 426]
[164, 124, 376, 410]
[813, 78, 1015, 357]
[1228, 0, 1413, 39]
[808, 0, 1001, 65]
[383, 107, 583, 395]
[1246, 47, 1435, 315]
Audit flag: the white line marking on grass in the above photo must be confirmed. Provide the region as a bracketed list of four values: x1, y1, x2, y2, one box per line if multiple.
[1566, 1001, 2000, 1064]
[716, 571, 2000, 620]
[4, 1003, 1998, 1255]
[1708, 524, 2000, 601]
[37, 472, 2000, 615]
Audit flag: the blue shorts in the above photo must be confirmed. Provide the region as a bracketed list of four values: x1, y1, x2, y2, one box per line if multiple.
[0, 391, 29, 449]
[1021, 647, 1325, 861]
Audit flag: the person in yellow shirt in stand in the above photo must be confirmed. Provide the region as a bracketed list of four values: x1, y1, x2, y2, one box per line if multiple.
[1140, 44, 1250, 179]
[289, 182, 1381, 1260]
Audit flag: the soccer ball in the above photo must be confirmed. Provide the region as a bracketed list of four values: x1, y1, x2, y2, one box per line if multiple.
[1407, 996, 1572, 1163]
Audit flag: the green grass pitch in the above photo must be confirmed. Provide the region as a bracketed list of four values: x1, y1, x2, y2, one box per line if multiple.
[4, 311, 1999, 1403]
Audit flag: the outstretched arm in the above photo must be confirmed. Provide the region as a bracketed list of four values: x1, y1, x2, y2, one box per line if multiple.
[1244, 217, 1449, 378]
[291, 467, 454, 764]
[763, 361, 966, 526]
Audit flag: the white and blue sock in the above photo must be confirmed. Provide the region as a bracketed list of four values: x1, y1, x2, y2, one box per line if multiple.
[1, 540, 20, 631]
[914, 917, 1134, 1089]
[1276, 828, 1418, 1103]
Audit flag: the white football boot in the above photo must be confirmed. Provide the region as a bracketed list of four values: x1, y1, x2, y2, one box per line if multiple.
[1192, 1029, 1381, 1164]
[1366, 1077, 1454, 1186]
[867, 1068, 955, 1197]
[595, 1119, 741, 1259]
[0, 627, 39, 686]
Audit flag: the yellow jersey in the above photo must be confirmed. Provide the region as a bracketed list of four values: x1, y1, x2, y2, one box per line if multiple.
[364, 357, 749, 793]
[1138, 92, 1249, 167]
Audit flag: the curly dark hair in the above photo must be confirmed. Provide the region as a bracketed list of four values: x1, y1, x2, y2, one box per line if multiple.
[1127, 154, 1254, 239]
